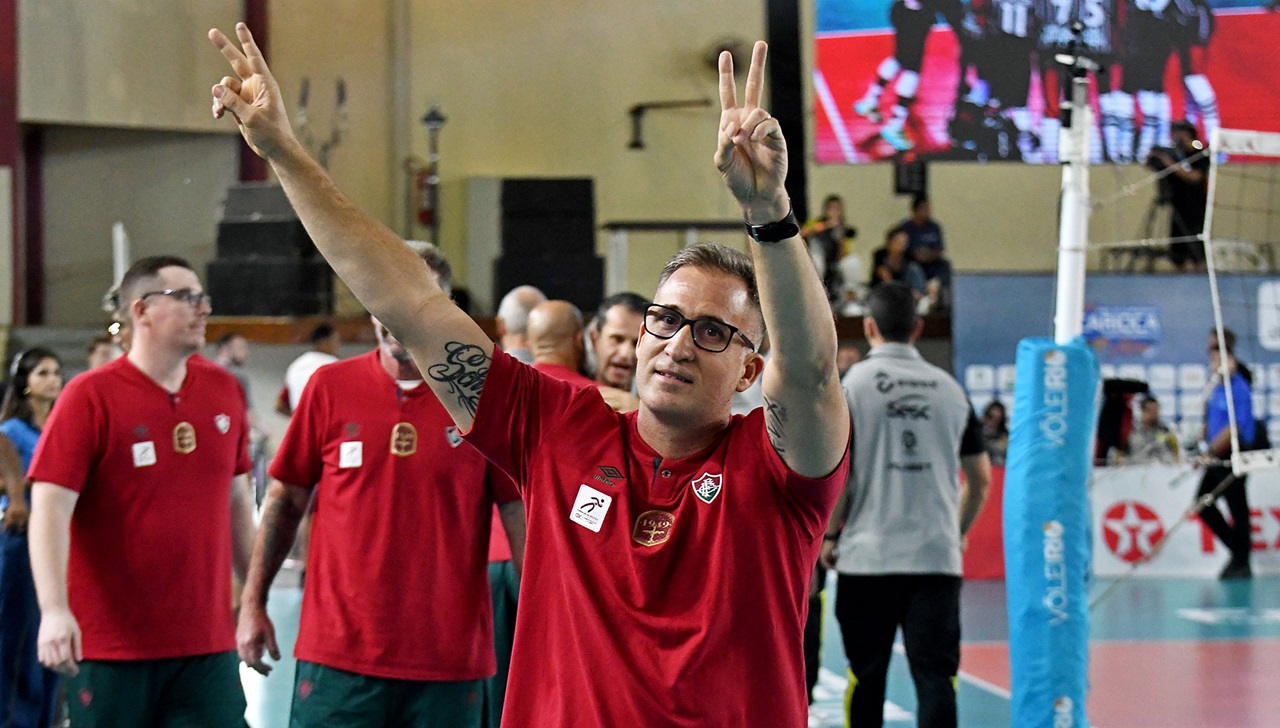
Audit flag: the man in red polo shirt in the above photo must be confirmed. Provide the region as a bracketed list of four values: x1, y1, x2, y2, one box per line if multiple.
[527, 300, 597, 389]
[27, 255, 256, 726]
[212, 25, 849, 727]
[236, 243, 523, 726]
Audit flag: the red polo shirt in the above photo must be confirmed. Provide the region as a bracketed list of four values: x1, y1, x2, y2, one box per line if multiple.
[270, 351, 518, 681]
[465, 349, 848, 727]
[28, 355, 251, 660]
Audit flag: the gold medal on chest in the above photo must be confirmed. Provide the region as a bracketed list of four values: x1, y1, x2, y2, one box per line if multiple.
[632, 510, 676, 547]
[173, 422, 197, 454]
[390, 423, 418, 457]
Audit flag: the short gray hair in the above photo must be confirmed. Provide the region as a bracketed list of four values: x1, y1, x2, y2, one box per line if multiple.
[406, 240, 453, 296]
[657, 243, 764, 341]
[496, 285, 548, 336]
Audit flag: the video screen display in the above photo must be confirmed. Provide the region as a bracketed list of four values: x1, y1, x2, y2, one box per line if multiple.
[813, 0, 1280, 163]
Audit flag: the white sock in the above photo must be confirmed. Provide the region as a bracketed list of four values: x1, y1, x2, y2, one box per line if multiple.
[894, 70, 920, 100]
[1041, 117, 1061, 163]
[1185, 74, 1219, 144]
[876, 57, 901, 84]
[1101, 91, 1135, 163]
[1156, 92, 1172, 148]
[887, 102, 911, 131]
[1137, 90, 1164, 160]
[1010, 106, 1034, 158]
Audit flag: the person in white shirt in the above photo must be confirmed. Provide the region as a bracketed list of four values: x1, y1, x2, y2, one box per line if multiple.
[280, 324, 342, 415]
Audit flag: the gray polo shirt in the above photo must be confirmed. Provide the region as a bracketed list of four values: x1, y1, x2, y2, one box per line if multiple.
[836, 343, 984, 576]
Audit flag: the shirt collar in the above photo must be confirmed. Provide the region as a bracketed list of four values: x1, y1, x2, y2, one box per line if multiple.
[866, 342, 922, 361]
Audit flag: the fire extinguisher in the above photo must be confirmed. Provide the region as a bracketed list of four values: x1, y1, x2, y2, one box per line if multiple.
[416, 163, 438, 228]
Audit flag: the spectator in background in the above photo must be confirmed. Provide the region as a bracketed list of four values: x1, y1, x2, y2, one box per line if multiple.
[280, 324, 342, 415]
[86, 335, 119, 370]
[837, 340, 863, 378]
[589, 292, 647, 413]
[0, 347, 64, 728]
[898, 195, 952, 309]
[871, 226, 927, 299]
[527, 301, 597, 389]
[981, 400, 1009, 467]
[1147, 120, 1209, 272]
[1127, 396, 1179, 464]
[496, 286, 548, 364]
[1200, 328, 1253, 579]
[214, 332, 253, 406]
[801, 195, 857, 308]
[215, 332, 269, 506]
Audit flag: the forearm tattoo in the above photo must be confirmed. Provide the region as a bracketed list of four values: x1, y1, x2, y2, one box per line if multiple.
[258, 496, 306, 586]
[764, 395, 788, 456]
[427, 342, 490, 418]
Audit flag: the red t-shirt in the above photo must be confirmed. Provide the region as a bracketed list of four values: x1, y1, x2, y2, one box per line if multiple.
[532, 361, 597, 389]
[28, 355, 251, 660]
[270, 351, 519, 681]
[465, 350, 849, 727]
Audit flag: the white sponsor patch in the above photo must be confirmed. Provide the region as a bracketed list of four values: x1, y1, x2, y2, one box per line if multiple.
[569, 484, 613, 533]
[132, 441, 157, 468]
[214, 413, 231, 434]
[339, 441, 363, 469]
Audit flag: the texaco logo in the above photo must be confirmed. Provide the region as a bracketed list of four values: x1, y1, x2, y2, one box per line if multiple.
[1101, 501, 1165, 563]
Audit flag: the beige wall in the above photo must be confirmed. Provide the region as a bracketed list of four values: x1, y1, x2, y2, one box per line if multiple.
[269, 0, 396, 228]
[19, 0, 242, 131]
[41, 127, 238, 325]
[409, 0, 764, 300]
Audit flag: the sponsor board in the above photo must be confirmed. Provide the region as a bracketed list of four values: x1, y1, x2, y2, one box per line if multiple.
[1092, 464, 1280, 577]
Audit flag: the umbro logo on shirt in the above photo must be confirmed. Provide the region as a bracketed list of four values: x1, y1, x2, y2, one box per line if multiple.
[594, 465, 624, 487]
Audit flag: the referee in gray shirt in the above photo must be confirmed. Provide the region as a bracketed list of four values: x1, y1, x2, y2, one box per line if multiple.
[820, 282, 990, 728]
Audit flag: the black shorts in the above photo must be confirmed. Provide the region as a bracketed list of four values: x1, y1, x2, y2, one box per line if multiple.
[975, 34, 1037, 106]
[892, 0, 935, 72]
[1120, 15, 1177, 93]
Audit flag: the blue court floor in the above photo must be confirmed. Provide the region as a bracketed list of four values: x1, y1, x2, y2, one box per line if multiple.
[244, 571, 1280, 728]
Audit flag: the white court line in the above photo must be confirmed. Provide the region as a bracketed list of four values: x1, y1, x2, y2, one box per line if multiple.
[891, 643, 1013, 700]
[813, 69, 858, 164]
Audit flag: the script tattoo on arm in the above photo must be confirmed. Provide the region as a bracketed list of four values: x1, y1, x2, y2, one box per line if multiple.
[427, 342, 491, 418]
[764, 394, 788, 457]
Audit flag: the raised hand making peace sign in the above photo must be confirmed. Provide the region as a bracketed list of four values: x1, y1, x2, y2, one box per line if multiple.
[208, 23, 295, 159]
[714, 41, 790, 225]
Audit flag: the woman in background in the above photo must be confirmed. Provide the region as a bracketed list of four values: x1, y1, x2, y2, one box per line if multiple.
[1, 347, 64, 728]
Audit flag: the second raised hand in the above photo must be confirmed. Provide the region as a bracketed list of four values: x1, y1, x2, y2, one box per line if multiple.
[714, 40, 788, 223]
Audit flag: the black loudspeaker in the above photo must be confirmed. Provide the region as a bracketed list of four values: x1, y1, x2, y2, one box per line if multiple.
[210, 182, 333, 316]
[494, 254, 604, 314]
[206, 259, 333, 316]
[216, 220, 314, 259]
[501, 179, 594, 215]
[499, 179, 596, 257]
[491, 179, 600, 307]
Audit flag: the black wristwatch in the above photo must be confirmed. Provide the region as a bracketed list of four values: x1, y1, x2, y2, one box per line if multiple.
[745, 205, 801, 244]
[823, 533, 840, 542]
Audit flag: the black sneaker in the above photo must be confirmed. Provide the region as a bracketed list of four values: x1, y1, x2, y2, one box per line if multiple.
[1219, 559, 1253, 580]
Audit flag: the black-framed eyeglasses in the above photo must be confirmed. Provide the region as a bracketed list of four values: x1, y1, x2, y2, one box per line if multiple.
[139, 288, 212, 310]
[643, 304, 756, 353]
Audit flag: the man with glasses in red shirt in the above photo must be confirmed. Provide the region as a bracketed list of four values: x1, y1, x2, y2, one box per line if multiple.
[211, 25, 849, 726]
[27, 256, 256, 726]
